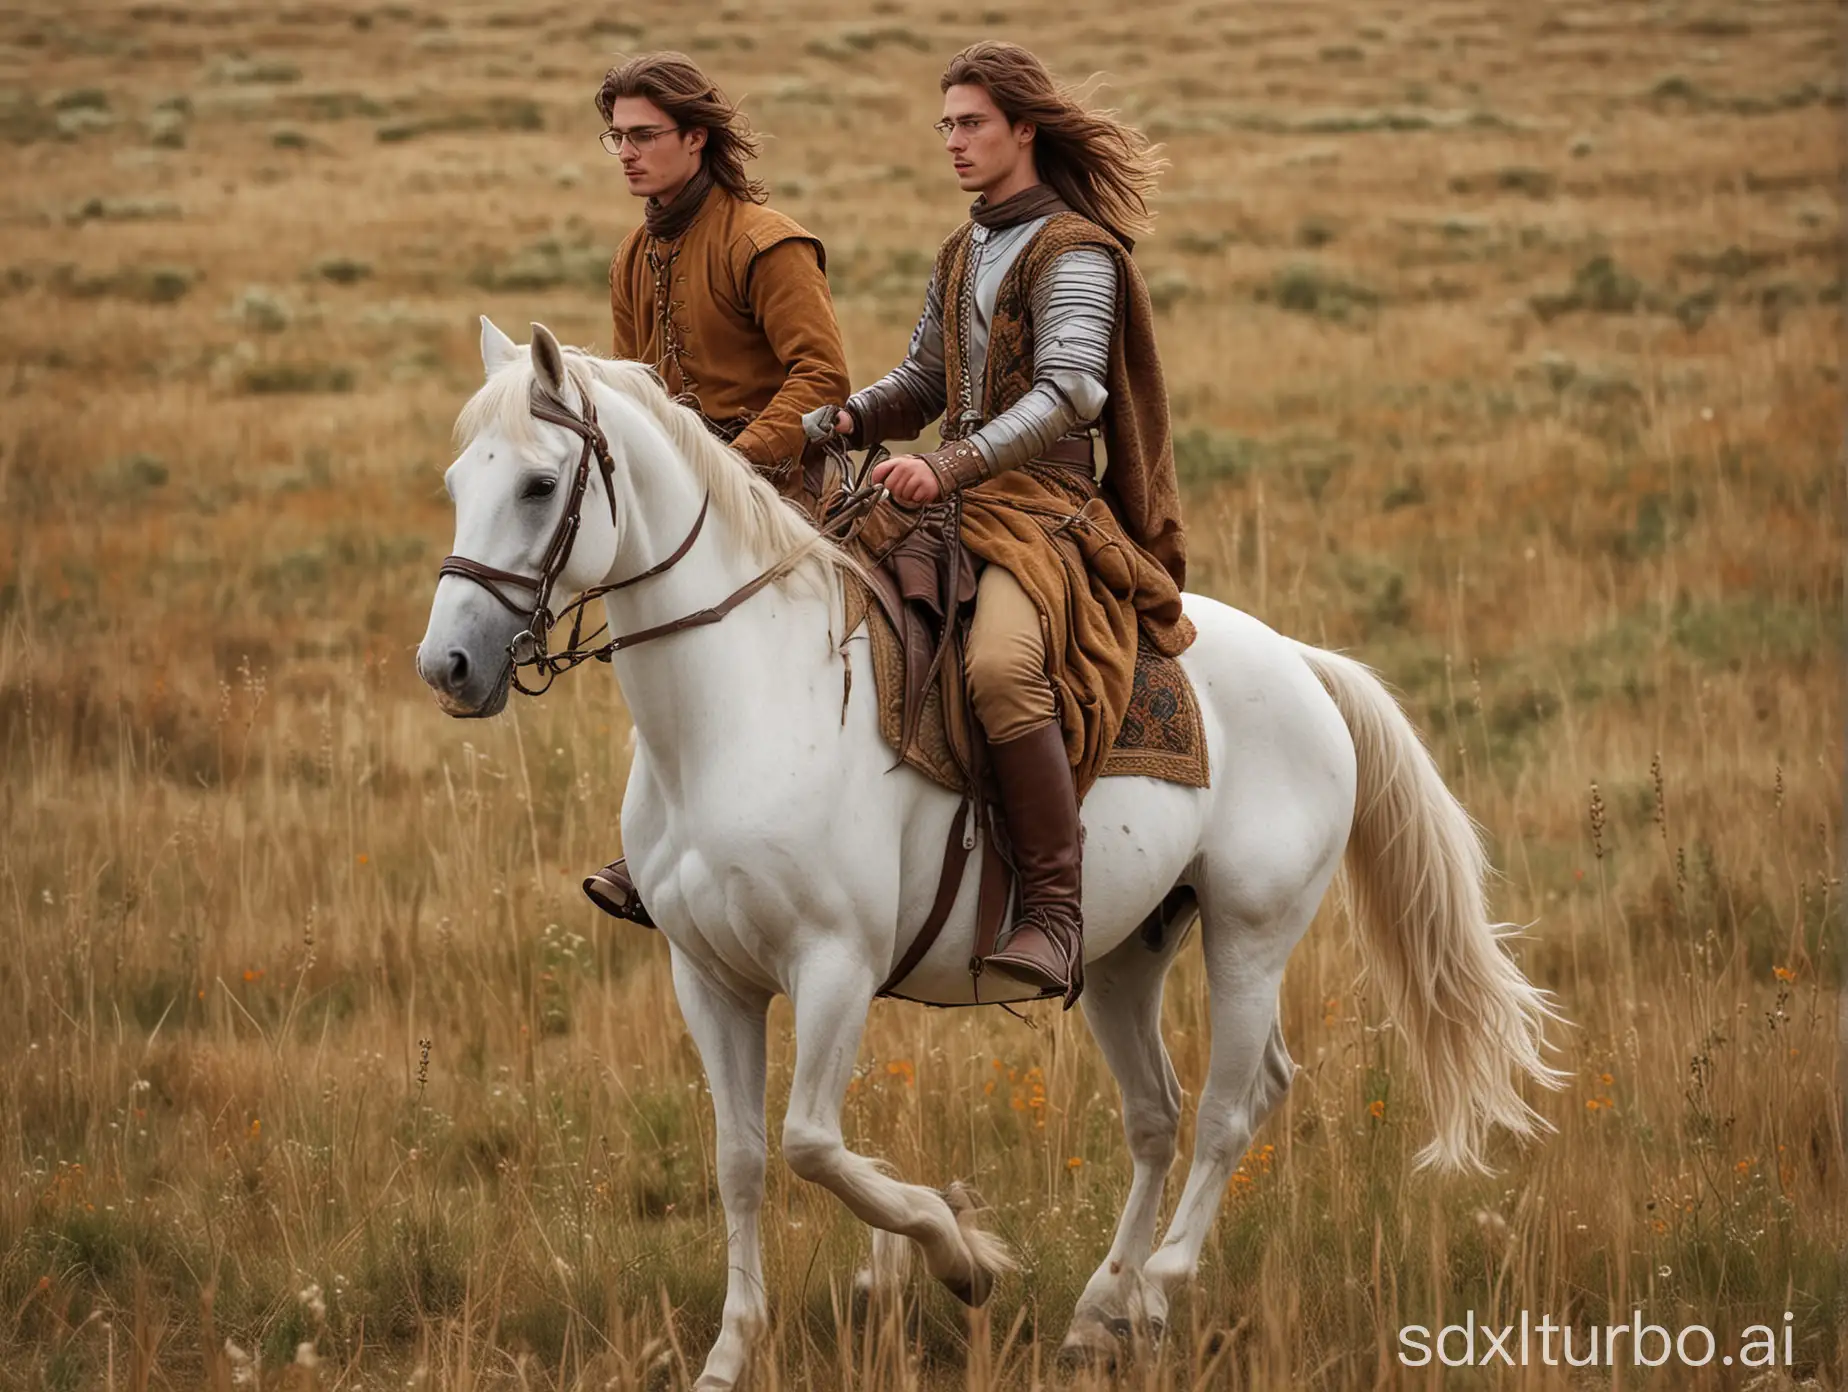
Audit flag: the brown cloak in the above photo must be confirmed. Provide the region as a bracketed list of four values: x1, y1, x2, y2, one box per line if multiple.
[935, 211, 1195, 794]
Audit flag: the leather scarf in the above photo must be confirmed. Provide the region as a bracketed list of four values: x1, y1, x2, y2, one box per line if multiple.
[968, 182, 1070, 232]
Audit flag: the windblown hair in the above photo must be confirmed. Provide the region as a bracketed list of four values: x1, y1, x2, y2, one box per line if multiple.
[940, 41, 1165, 246]
[456, 345, 849, 593]
[594, 52, 767, 204]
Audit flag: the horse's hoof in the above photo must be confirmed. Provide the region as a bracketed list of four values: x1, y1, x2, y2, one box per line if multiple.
[944, 1264, 992, 1308]
[1055, 1332, 1118, 1375]
[939, 1181, 1008, 1308]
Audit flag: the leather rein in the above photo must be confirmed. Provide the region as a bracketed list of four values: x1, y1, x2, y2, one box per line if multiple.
[436, 383, 805, 696]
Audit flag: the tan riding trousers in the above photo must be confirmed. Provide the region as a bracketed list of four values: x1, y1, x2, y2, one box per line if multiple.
[964, 564, 1058, 743]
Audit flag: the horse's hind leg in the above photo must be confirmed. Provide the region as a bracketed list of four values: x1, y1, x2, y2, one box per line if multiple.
[781, 953, 1013, 1307]
[1140, 880, 1326, 1327]
[1057, 892, 1195, 1370]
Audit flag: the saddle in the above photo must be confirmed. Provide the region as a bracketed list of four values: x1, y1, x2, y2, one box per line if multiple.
[820, 473, 1209, 1003]
[832, 488, 1211, 800]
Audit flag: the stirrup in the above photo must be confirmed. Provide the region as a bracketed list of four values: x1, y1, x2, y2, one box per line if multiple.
[582, 858, 656, 929]
[981, 916, 1084, 1009]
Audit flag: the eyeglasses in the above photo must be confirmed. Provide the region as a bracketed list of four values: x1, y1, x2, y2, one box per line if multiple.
[599, 125, 681, 155]
[932, 115, 990, 141]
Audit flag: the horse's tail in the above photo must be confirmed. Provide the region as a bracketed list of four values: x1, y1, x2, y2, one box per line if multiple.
[1295, 642, 1566, 1172]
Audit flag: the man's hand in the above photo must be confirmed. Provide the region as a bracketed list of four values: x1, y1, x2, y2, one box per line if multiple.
[834, 408, 855, 436]
[801, 403, 840, 443]
[868, 454, 943, 505]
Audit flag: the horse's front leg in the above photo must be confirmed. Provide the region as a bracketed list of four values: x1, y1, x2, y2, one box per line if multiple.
[668, 950, 771, 1392]
[780, 953, 1012, 1307]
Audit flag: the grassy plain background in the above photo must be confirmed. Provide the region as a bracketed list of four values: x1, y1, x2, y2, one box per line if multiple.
[0, 0, 1843, 1386]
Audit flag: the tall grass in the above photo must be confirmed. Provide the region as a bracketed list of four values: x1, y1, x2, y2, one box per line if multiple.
[1, 0, 1841, 1386]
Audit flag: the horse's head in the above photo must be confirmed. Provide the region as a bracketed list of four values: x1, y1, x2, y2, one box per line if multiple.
[416, 317, 623, 717]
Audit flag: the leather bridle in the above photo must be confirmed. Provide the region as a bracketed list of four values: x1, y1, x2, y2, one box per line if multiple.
[437, 381, 788, 697]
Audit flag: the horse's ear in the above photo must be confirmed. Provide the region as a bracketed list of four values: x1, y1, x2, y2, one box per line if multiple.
[530, 322, 567, 398]
[480, 315, 519, 378]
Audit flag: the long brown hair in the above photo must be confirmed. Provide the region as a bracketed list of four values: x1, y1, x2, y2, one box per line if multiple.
[940, 42, 1164, 247]
[594, 52, 766, 204]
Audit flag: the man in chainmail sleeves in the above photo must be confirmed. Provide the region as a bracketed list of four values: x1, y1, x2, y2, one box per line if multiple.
[825, 42, 1194, 1006]
[583, 52, 851, 929]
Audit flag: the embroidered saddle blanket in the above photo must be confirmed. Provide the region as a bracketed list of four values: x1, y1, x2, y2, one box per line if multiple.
[841, 574, 1210, 794]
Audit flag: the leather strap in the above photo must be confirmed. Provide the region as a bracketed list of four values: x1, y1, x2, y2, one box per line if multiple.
[878, 797, 1018, 1002]
[878, 798, 974, 996]
[1039, 434, 1095, 469]
[969, 835, 1013, 997]
[436, 555, 548, 619]
[439, 493, 717, 656]
[531, 388, 617, 525]
[597, 494, 711, 595]
[591, 550, 796, 655]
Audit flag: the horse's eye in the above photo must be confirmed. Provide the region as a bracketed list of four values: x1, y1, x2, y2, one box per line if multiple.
[522, 476, 558, 500]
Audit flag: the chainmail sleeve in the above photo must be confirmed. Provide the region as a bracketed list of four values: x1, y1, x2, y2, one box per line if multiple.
[844, 272, 948, 448]
[968, 247, 1116, 475]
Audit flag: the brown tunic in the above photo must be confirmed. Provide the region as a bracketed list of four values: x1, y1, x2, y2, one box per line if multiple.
[936, 212, 1195, 796]
[610, 191, 850, 500]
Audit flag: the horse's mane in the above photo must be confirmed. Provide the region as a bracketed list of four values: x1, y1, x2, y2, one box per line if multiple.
[454, 345, 851, 594]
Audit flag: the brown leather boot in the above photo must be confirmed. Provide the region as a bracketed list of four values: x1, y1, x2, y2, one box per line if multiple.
[582, 857, 656, 929]
[979, 720, 1085, 1008]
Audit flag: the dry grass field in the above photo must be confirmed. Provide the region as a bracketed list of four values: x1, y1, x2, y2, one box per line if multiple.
[1, 0, 1843, 1386]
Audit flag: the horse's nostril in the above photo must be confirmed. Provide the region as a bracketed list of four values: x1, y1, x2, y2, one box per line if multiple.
[446, 648, 470, 690]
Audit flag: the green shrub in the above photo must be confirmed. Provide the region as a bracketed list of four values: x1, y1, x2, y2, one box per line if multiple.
[238, 363, 356, 394]
[471, 239, 609, 293]
[377, 97, 543, 142]
[1261, 264, 1379, 322]
[313, 257, 373, 285]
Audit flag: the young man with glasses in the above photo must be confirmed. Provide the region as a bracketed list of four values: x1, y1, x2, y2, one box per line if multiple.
[830, 42, 1193, 1006]
[583, 51, 850, 930]
[596, 52, 849, 500]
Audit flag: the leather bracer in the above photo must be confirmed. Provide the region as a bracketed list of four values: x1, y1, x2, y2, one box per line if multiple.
[918, 438, 991, 494]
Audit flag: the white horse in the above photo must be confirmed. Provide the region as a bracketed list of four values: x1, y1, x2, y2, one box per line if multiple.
[417, 319, 1562, 1388]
